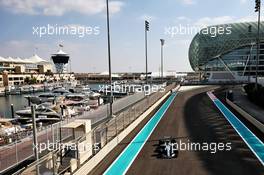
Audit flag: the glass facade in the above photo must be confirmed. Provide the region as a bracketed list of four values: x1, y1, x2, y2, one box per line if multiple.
[189, 21, 264, 76]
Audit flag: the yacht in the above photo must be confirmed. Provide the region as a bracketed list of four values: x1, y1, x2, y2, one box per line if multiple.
[9, 86, 21, 95]
[16, 104, 61, 123]
[0, 118, 22, 136]
[88, 92, 104, 108]
[52, 87, 70, 95]
[69, 84, 90, 93]
[64, 92, 103, 109]
[64, 94, 90, 112]
[64, 93, 87, 102]
[25, 93, 57, 104]
[66, 101, 90, 113]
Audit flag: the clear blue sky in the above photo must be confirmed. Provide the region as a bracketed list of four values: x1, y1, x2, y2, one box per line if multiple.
[0, 0, 259, 73]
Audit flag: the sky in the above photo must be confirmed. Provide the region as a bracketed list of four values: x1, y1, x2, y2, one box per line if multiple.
[0, 0, 261, 73]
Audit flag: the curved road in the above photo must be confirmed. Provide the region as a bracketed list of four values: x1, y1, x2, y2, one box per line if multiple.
[91, 86, 264, 175]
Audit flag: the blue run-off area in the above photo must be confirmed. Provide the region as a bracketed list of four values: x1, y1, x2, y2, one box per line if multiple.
[103, 92, 177, 175]
[208, 92, 264, 166]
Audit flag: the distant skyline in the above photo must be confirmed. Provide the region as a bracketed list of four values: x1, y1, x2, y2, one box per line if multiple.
[0, 0, 261, 73]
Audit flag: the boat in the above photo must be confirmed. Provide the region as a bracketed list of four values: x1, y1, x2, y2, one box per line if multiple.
[0, 88, 5, 96]
[64, 94, 90, 112]
[20, 85, 34, 94]
[25, 92, 66, 105]
[15, 104, 61, 123]
[64, 92, 103, 109]
[25, 93, 57, 104]
[88, 92, 104, 108]
[64, 93, 87, 102]
[52, 87, 70, 95]
[65, 101, 90, 113]
[9, 86, 21, 95]
[69, 84, 90, 93]
[0, 118, 22, 136]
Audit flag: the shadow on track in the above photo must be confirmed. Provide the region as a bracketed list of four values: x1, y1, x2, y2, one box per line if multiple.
[184, 91, 264, 175]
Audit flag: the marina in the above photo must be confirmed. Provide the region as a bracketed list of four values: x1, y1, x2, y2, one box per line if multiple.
[0, 83, 106, 117]
[0, 81, 150, 148]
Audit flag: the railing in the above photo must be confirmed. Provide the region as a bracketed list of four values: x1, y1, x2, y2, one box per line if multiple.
[0, 89, 145, 173]
[19, 83, 176, 174]
[0, 120, 74, 174]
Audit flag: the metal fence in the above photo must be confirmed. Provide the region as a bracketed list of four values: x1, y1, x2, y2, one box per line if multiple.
[0, 90, 145, 173]
[19, 83, 176, 174]
[0, 119, 75, 174]
[1, 83, 159, 174]
[97, 86, 172, 145]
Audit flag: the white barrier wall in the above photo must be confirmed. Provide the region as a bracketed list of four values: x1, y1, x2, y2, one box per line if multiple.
[69, 120, 93, 172]
[226, 98, 264, 133]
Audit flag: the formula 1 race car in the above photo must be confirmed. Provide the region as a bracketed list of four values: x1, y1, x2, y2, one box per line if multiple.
[157, 136, 178, 159]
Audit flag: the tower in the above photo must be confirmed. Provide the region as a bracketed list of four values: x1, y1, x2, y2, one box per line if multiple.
[51, 49, 70, 73]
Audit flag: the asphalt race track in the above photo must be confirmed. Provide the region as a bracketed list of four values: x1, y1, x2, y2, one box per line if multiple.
[91, 86, 264, 175]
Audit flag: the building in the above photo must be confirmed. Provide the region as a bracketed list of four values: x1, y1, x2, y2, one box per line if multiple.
[0, 72, 75, 86]
[189, 21, 264, 81]
[0, 54, 53, 74]
[0, 54, 75, 86]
